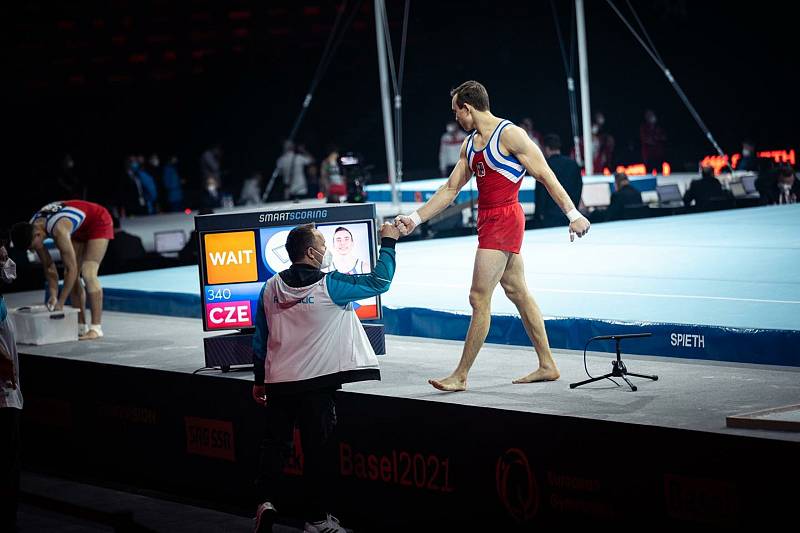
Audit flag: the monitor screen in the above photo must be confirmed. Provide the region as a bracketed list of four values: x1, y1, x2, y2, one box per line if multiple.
[581, 182, 611, 208]
[154, 230, 186, 253]
[198, 216, 379, 332]
[741, 175, 757, 194]
[657, 184, 682, 203]
[730, 182, 746, 198]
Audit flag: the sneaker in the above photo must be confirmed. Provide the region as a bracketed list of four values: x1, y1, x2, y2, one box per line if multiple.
[254, 501, 277, 533]
[304, 513, 346, 533]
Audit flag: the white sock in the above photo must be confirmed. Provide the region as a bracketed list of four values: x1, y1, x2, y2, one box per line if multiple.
[89, 324, 104, 337]
[79, 323, 89, 336]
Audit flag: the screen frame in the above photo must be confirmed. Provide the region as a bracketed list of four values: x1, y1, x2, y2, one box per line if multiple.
[581, 182, 612, 208]
[656, 184, 682, 203]
[153, 229, 187, 253]
[195, 203, 380, 333]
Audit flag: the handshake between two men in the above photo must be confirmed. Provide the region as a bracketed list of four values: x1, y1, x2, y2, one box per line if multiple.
[375, 214, 419, 240]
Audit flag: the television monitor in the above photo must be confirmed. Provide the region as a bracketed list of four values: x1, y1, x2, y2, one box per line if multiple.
[195, 204, 380, 332]
[656, 184, 682, 204]
[741, 175, 757, 194]
[581, 182, 612, 208]
[729, 182, 747, 198]
[154, 229, 187, 253]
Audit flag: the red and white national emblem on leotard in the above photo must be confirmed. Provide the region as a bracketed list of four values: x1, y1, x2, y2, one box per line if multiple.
[476, 161, 486, 177]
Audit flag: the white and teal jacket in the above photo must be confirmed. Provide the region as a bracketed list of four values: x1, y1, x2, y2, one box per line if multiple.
[252, 237, 396, 394]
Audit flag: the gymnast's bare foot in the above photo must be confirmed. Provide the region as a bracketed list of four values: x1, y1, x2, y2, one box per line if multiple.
[428, 375, 467, 392]
[512, 366, 560, 384]
[79, 329, 102, 341]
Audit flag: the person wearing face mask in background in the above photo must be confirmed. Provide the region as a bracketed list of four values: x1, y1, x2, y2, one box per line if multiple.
[573, 111, 615, 173]
[762, 164, 799, 205]
[0, 240, 23, 532]
[592, 112, 615, 172]
[736, 139, 759, 172]
[250, 221, 400, 533]
[439, 120, 466, 177]
[161, 155, 185, 212]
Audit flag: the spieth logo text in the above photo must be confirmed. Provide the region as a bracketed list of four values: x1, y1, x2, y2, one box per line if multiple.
[205, 231, 257, 284]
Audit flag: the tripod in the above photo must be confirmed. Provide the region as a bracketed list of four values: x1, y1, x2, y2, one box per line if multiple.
[569, 333, 658, 392]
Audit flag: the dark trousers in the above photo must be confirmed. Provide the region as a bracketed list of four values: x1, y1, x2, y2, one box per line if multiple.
[256, 388, 337, 522]
[0, 408, 21, 531]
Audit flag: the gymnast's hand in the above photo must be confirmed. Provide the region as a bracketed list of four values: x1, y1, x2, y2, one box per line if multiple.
[394, 215, 417, 236]
[47, 295, 60, 312]
[380, 221, 401, 240]
[568, 216, 590, 242]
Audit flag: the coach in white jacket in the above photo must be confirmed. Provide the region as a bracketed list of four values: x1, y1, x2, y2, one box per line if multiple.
[251, 221, 399, 533]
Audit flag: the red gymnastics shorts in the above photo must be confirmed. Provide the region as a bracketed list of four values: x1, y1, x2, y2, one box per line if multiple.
[72, 203, 114, 242]
[476, 201, 525, 254]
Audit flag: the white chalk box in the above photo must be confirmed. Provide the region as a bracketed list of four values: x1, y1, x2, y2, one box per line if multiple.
[10, 305, 79, 345]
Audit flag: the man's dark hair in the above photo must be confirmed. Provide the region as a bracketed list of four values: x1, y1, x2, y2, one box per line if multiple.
[10, 222, 33, 250]
[333, 227, 352, 238]
[285, 223, 317, 263]
[543, 134, 562, 151]
[701, 166, 715, 180]
[450, 81, 490, 111]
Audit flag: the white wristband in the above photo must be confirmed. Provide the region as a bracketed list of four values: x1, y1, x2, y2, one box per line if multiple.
[566, 208, 582, 223]
[410, 211, 422, 226]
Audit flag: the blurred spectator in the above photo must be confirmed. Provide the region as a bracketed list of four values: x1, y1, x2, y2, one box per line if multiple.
[534, 134, 582, 228]
[737, 139, 759, 171]
[200, 143, 223, 191]
[119, 155, 158, 216]
[439, 121, 466, 177]
[145, 153, 162, 211]
[573, 112, 615, 173]
[101, 215, 146, 274]
[518, 117, 543, 148]
[640, 109, 667, 173]
[605, 172, 643, 222]
[762, 165, 799, 205]
[684, 165, 724, 209]
[239, 171, 264, 206]
[276, 141, 313, 201]
[136, 155, 158, 214]
[593, 111, 615, 171]
[162, 155, 184, 212]
[201, 175, 222, 209]
[319, 146, 347, 203]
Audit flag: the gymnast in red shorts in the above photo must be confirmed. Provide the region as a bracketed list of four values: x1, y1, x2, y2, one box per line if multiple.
[11, 200, 115, 340]
[395, 81, 590, 391]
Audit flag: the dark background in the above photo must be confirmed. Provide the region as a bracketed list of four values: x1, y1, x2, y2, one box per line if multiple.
[5, 0, 798, 226]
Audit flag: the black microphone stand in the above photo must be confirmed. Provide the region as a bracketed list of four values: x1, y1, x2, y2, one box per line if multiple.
[570, 333, 659, 392]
